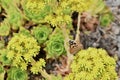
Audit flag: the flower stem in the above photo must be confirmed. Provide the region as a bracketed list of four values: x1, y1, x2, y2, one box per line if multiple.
[40, 69, 52, 80]
[60, 24, 73, 70]
[75, 13, 83, 49]
[75, 13, 81, 42]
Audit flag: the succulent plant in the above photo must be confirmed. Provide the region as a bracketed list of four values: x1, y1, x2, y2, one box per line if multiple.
[0, 49, 11, 65]
[32, 25, 52, 44]
[31, 59, 46, 74]
[7, 67, 28, 80]
[22, 0, 53, 23]
[0, 71, 4, 80]
[0, 0, 117, 79]
[7, 34, 40, 70]
[88, 0, 105, 15]
[45, 28, 66, 58]
[0, 0, 12, 9]
[0, 6, 1, 13]
[0, 65, 4, 74]
[19, 27, 31, 37]
[7, 8, 22, 30]
[100, 13, 114, 27]
[0, 20, 10, 36]
[0, 40, 5, 49]
[64, 48, 118, 80]
[1, 0, 22, 30]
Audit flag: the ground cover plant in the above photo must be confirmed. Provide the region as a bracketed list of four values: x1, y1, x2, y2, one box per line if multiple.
[0, 0, 119, 80]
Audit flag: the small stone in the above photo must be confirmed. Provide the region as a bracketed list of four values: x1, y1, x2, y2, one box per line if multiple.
[111, 23, 120, 34]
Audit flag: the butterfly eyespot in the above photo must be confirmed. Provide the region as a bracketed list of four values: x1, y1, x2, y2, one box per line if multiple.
[69, 40, 74, 45]
[69, 40, 83, 54]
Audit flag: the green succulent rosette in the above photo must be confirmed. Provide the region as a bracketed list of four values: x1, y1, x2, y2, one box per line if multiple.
[32, 25, 52, 44]
[100, 13, 114, 27]
[7, 8, 22, 30]
[22, 0, 52, 23]
[0, 49, 11, 65]
[45, 28, 66, 58]
[7, 67, 28, 80]
[1, 0, 22, 30]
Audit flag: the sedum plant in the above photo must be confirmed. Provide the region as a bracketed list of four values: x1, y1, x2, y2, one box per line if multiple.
[32, 25, 52, 44]
[7, 34, 40, 70]
[0, 20, 10, 36]
[0, 0, 22, 30]
[21, 0, 97, 26]
[30, 58, 46, 74]
[22, 0, 53, 23]
[7, 67, 28, 80]
[64, 48, 117, 80]
[45, 28, 66, 58]
[0, 0, 116, 79]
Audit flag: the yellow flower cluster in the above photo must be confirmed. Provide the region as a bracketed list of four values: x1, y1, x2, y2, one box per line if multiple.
[23, 0, 100, 26]
[64, 48, 118, 80]
[25, 0, 45, 14]
[44, 14, 72, 27]
[23, 0, 107, 27]
[60, 0, 93, 12]
[31, 59, 46, 74]
[7, 34, 40, 70]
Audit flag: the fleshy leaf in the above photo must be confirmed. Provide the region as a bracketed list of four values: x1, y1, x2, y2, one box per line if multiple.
[100, 12, 114, 27]
[0, 49, 11, 65]
[7, 67, 28, 80]
[32, 25, 52, 44]
[0, 21, 10, 36]
[45, 28, 66, 58]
